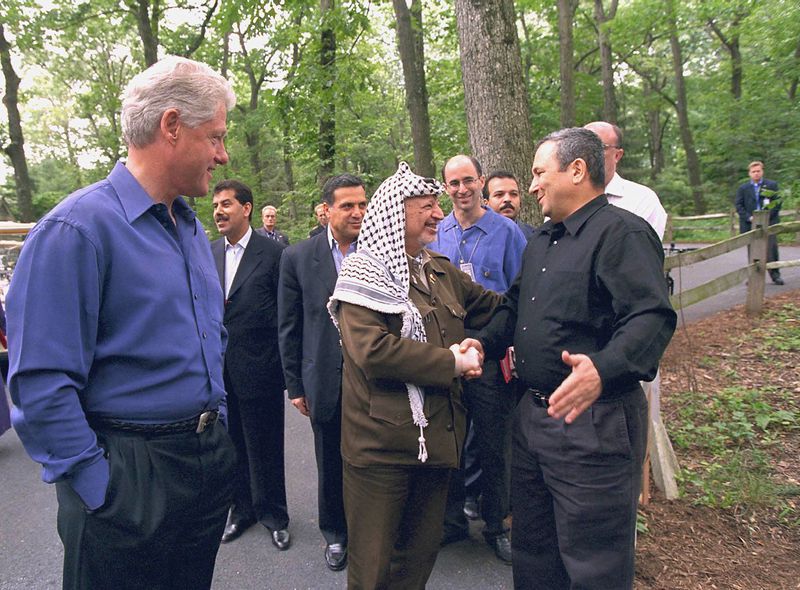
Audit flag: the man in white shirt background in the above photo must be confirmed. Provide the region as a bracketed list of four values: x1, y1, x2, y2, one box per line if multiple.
[584, 121, 667, 240]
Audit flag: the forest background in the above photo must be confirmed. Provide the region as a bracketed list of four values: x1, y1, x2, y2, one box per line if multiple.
[1, 0, 799, 242]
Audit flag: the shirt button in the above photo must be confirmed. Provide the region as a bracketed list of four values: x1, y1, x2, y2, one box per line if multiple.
[520, 359, 525, 364]
[194, 294, 198, 300]
[553, 240, 558, 245]
[541, 267, 546, 272]
[522, 326, 527, 331]
[441, 329, 446, 337]
[483, 271, 490, 277]
[202, 332, 207, 339]
[531, 296, 536, 302]
[446, 423, 454, 432]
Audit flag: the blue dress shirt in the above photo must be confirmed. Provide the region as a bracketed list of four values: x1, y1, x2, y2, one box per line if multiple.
[429, 206, 527, 293]
[6, 162, 227, 509]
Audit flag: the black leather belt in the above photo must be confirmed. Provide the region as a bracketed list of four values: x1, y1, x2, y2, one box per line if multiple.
[89, 410, 219, 435]
[524, 388, 551, 408]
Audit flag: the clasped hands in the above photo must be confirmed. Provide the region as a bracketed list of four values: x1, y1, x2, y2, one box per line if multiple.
[450, 338, 485, 379]
[453, 341, 603, 424]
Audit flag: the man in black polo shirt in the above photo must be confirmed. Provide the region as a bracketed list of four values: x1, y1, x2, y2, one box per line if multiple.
[474, 127, 676, 589]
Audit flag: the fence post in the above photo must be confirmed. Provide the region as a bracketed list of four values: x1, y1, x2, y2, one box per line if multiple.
[730, 209, 737, 236]
[664, 214, 673, 245]
[745, 210, 769, 316]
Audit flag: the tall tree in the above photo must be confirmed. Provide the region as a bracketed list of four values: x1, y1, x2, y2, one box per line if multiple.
[0, 23, 35, 221]
[667, 0, 706, 213]
[318, 0, 336, 183]
[557, 0, 578, 126]
[392, 0, 435, 177]
[454, 0, 539, 222]
[593, 0, 619, 122]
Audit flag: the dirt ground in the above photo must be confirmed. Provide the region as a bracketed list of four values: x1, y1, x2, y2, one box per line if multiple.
[634, 290, 800, 590]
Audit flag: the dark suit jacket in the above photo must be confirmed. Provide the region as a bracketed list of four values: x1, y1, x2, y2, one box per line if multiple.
[308, 224, 326, 238]
[735, 178, 780, 233]
[255, 226, 290, 247]
[211, 231, 286, 398]
[277, 231, 342, 423]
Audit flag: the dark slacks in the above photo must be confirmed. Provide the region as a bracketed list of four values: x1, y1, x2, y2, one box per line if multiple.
[226, 383, 289, 531]
[344, 462, 451, 590]
[444, 361, 515, 539]
[57, 420, 236, 590]
[311, 405, 347, 544]
[511, 388, 648, 590]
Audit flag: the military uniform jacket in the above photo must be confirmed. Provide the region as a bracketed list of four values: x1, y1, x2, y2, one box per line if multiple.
[337, 250, 501, 468]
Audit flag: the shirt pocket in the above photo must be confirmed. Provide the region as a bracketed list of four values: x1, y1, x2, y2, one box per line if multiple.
[369, 390, 414, 426]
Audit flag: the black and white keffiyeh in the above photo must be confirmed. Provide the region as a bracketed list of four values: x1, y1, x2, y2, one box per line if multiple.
[328, 162, 444, 462]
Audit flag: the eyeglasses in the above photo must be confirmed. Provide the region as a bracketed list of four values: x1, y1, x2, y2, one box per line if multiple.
[447, 177, 479, 190]
[603, 144, 621, 150]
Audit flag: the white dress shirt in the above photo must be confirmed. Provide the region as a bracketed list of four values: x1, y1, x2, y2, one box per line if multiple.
[605, 172, 668, 240]
[224, 226, 253, 298]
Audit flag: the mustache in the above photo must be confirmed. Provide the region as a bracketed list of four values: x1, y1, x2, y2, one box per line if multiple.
[499, 202, 516, 211]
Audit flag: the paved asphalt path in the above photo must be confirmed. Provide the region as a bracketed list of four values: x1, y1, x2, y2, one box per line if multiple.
[1, 243, 797, 590]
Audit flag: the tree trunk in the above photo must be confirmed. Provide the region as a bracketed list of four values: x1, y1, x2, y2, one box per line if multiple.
[557, 0, 577, 127]
[667, 0, 705, 214]
[594, 0, 619, 123]
[0, 24, 35, 222]
[644, 80, 667, 180]
[454, 0, 539, 223]
[129, 0, 159, 67]
[392, 0, 435, 177]
[318, 0, 336, 184]
[789, 36, 800, 100]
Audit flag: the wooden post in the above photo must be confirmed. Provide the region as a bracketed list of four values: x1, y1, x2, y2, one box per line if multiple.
[745, 210, 769, 316]
[642, 372, 679, 500]
[730, 209, 737, 236]
[664, 214, 673, 246]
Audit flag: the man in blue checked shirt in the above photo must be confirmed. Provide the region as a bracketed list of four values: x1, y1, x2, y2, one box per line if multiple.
[6, 57, 237, 590]
[429, 154, 527, 564]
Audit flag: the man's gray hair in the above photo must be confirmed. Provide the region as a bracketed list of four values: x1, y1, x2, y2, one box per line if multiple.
[121, 56, 236, 148]
[536, 127, 605, 189]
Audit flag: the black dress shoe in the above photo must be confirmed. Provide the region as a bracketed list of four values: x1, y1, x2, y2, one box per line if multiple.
[271, 528, 291, 551]
[487, 532, 512, 564]
[324, 543, 347, 571]
[221, 519, 255, 544]
[463, 497, 480, 521]
[773, 277, 785, 285]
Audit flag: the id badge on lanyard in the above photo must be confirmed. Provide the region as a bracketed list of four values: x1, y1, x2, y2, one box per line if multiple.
[460, 262, 476, 281]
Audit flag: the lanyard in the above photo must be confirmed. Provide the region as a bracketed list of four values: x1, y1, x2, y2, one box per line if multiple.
[453, 225, 483, 265]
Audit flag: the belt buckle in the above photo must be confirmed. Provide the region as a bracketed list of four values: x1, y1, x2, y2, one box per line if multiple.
[196, 410, 216, 434]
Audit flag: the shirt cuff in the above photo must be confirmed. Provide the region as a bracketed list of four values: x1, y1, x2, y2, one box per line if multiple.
[69, 456, 110, 511]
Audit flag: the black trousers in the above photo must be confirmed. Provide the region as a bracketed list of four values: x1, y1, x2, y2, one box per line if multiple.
[444, 361, 515, 539]
[57, 420, 236, 590]
[311, 406, 347, 545]
[226, 385, 289, 531]
[344, 462, 451, 590]
[511, 388, 648, 590]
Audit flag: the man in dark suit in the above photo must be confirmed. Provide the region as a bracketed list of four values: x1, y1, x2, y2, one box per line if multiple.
[278, 174, 367, 571]
[735, 160, 783, 285]
[256, 205, 290, 246]
[211, 179, 292, 551]
[308, 202, 329, 237]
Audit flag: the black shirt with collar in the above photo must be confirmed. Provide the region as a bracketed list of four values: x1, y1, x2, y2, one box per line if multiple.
[480, 194, 676, 396]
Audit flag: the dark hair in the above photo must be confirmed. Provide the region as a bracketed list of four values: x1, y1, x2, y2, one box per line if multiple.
[213, 179, 253, 220]
[441, 155, 483, 182]
[321, 173, 365, 206]
[483, 170, 519, 199]
[535, 128, 605, 189]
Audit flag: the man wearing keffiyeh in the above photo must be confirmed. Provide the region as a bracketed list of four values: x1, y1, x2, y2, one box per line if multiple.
[328, 162, 502, 589]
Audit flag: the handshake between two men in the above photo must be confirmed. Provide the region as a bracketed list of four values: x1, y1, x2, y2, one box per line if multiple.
[452, 340, 603, 425]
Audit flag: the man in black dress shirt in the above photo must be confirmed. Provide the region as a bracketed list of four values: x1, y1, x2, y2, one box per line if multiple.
[473, 127, 676, 590]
